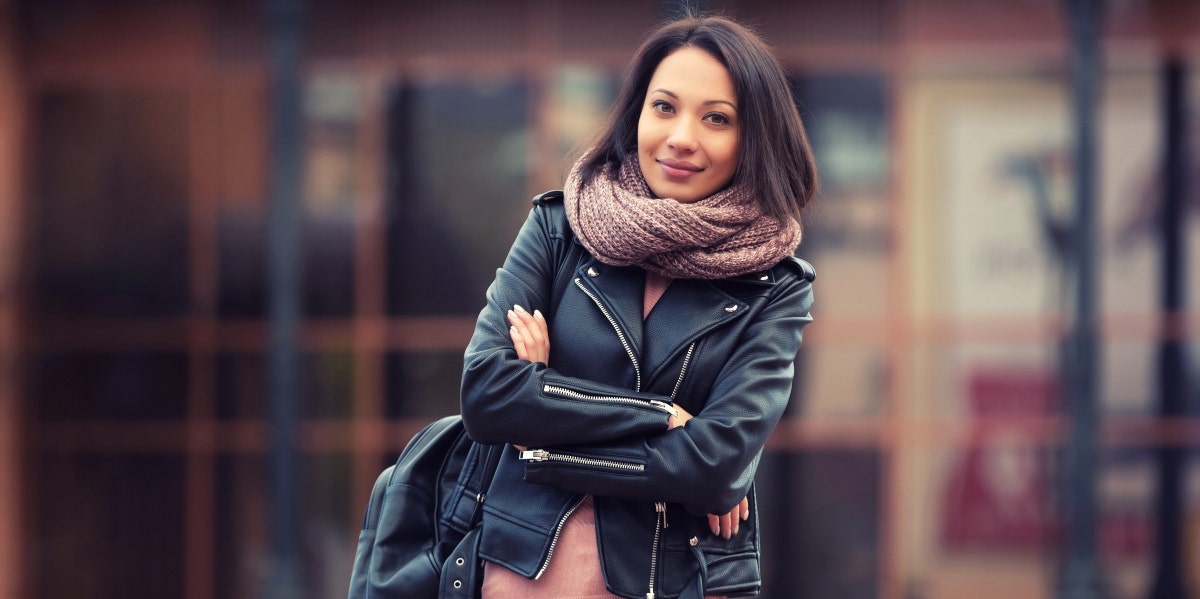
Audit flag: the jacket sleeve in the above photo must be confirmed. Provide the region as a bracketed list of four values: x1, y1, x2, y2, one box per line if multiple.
[520, 274, 814, 516]
[460, 202, 675, 448]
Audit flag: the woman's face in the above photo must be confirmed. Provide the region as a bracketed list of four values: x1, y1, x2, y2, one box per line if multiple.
[637, 46, 740, 204]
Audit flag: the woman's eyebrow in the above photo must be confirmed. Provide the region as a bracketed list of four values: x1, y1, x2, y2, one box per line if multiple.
[649, 88, 737, 111]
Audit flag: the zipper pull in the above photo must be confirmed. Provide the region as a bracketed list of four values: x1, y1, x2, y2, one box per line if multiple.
[649, 400, 678, 417]
[520, 449, 550, 462]
[655, 502, 668, 528]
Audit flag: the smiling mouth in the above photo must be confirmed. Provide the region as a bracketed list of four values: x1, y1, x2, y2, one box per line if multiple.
[658, 159, 703, 178]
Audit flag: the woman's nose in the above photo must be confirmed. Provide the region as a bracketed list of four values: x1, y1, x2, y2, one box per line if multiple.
[666, 119, 699, 152]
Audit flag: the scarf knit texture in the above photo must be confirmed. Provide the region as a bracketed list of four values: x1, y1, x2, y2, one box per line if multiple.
[564, 155, 802, 280]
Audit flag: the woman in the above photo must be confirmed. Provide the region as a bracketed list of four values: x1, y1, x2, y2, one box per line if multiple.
[460, 12, 817, 599]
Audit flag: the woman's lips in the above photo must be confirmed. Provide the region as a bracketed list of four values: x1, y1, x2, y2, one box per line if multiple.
[658, 158, 703, 179]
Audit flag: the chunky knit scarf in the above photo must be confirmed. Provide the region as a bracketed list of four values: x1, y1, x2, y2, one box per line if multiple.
[563, 155, 802, 280]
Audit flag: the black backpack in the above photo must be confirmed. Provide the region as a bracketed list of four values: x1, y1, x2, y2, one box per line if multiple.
[347, 415, 502, 599]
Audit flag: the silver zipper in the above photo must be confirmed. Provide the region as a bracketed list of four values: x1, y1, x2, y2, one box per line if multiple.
[647, 502, 668, 599]
[535, 496, 586, 579]
[520, 449, 645, 472]
[574, 277, 642, 392]
[543, 384, 677, 416]
[670, 342, 696, 400]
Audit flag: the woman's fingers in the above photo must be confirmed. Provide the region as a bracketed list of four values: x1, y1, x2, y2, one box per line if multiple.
[508, 304, 549, 364]
[706, 499, 749, 539]
[509, 323, 530, 361]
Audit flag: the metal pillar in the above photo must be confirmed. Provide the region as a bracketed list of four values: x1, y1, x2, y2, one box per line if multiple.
[1149, 55, 1189, 599]
[266, 0, 304, 596]
[1056, 0, 1107, 597]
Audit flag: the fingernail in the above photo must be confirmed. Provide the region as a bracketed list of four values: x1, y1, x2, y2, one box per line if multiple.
[741, 511, 748, 521]
[710, 523, 719, 536]
[533, 309, 543, 319]
[514, 304, 526, 314]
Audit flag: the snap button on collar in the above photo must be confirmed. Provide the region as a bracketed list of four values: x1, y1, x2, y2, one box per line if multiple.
[725, 305, 738, 313]
[587, 266, 599, 277]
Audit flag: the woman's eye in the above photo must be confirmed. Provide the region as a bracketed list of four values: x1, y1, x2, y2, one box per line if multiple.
[704, 112, 731, 125]
[652, 99, 675, 114]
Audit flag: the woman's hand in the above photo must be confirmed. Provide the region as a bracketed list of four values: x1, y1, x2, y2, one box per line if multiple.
[707, 497, 749, 540]
[507, 304, 548, 452]
[507, 304, 549, 365]
[667, 403, 694, 430]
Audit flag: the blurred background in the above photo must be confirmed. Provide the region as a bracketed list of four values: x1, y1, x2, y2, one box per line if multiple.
[0, 0, 1198, 597]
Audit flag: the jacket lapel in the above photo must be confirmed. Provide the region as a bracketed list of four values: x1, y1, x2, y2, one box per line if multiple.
[642, 278, 749, 385]
[572, 259, 646, 363]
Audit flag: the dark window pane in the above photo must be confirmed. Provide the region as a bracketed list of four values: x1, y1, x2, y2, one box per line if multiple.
[300, 453, 354, 595]
[789, 73, 888, 195]
[385, 351, 463, 419]
[216, 454, 354, 599]
[30, 351, 188, 421]
[302, 351, 354, 419]
[36, 454, 184, 599]
[216, 352, 265, 420]
[385, 80, 530, 316]
[216, 456, 266, 599]
[757, 450, 879, 599]
[217, 351, 352, 420]
[301, 217, 355, 317]
[32, 87, 189, 318]
[217, 212, 267, 318]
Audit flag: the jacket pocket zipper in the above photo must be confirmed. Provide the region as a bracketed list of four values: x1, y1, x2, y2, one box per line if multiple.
[574, 277, 642, 392]
[543, 384, 678, 417]
[519, 449, 645, 473]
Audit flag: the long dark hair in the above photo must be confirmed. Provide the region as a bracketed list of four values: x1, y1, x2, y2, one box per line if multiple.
[579, 14, 818, 223]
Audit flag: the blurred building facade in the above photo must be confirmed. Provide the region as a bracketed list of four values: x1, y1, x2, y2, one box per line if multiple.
[1, 0, 1199, 598]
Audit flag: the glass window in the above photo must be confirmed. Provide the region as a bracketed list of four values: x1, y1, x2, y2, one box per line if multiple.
[757, 450, 880, 598]
[385, 350, 464, 419]
[36, 454, 185, 599]
[31, 351, 188, 421]
[385, 79, 531, 316]
[216, 351, 354, 421]
[216, 454, 354, 599]
[32, 88, 190, 318]
[216, 455, 267, 599]
[788, 74, 890, 319]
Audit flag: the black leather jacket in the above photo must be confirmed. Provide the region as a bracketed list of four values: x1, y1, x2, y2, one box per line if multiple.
[460, 191, 815, 599]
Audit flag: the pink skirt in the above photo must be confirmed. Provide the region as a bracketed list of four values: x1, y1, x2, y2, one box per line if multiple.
[481, 495, 725, 599]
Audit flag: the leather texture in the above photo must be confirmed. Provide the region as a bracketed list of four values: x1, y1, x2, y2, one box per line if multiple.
[347, 416, 499, 599]
[460, 191, 815, 598]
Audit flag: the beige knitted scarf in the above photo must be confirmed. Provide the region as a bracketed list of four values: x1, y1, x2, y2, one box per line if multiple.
[563, 155, 802, 280]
